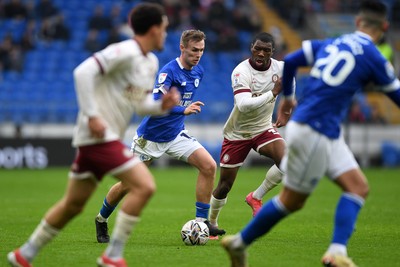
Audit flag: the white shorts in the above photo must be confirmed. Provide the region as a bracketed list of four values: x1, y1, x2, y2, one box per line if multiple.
[131, 129, 203, 162]
[280, 121, 359, 194]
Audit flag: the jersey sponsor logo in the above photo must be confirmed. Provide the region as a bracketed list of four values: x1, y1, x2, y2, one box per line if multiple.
[272, 74, 279, 83]
[194, 78, 199, 87]
[158, 73, 168, 84]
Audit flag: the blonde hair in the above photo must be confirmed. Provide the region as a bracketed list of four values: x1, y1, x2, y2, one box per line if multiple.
[180, 30, 206, 47]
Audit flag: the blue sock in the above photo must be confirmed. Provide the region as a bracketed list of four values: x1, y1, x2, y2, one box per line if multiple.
[332, 193, 364, 245]
[99, 197, 117, 219]
[241, 196, 289, 245]
[195, 202, 210, 220]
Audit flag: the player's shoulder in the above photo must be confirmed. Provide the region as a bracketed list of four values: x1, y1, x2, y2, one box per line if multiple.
[232, 59, 250, 73]
[115, 40, 157, 60]
[271, 58, 284, 69]
[160, 58, 180, 73]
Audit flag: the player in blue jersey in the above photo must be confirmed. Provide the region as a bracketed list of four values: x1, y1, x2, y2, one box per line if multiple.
[221, 1, 400, 267]
[94, 29, 226, 243]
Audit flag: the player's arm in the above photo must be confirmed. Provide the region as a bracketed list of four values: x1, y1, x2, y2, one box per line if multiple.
[372, 55, 400, 107]
[233, 71, 277, 113]
[153, 69, 187, 115]
[135, 87, 180, 115]
[73, 57, 107, 138]
[276, 47, 309, 127]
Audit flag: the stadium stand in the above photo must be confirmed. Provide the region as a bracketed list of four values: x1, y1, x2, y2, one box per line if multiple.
[0, 0, 263, 125]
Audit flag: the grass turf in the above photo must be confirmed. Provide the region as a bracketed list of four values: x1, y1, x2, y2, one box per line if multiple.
[1, 167, 399, 266]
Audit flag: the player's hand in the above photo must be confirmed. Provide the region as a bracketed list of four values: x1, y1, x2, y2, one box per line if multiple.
[275, 98, 296, 128]
[88, 116, 107, 139]
[271, 78, 282, 97]
[184, 101, 204, 115]
[161, 87, 181, 111]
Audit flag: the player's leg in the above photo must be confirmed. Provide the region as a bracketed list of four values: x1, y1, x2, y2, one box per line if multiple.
[209, 138, 251, 234]
[99, 161, 156, 266]
[246, 136, 285, 216]
[95, 136, 155, 243]
[222, 122, 328, 265]
[222, 186, 308, 267]
[187, 148, 216, 215]
[8, 177, 97, 267]
[209, 166, 239, 224]
[95, 160, 152, 243]
[167, 130, 225, 237]
[186, 147, 228, 237]
[322, 138, 367, 267]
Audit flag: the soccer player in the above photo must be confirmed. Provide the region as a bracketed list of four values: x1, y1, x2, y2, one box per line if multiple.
[221, 1, 400, 267]
[208, 32, 295, 230]
[7, 3, 180, 267]
[94, 29, 226, 243]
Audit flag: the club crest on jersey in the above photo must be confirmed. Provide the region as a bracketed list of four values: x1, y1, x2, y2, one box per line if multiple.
[194, 78, 199, 87]
[222, 154, 230, 163]
[272, 74, 279, 83]
[158, 73, 168, 84]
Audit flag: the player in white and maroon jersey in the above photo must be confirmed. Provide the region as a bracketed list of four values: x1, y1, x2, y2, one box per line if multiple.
[7, 3, 179, 267]
[209, 32, 295, 229]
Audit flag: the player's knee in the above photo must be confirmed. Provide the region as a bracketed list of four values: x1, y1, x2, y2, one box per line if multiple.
[140, 180, 157, 198]
[63, 201, 85, 217]
[200, 159, 217, 178]
[356, 183, 369, 199]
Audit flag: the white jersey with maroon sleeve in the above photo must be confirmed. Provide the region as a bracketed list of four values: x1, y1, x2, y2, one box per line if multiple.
[72, 39, 159, 147]
[223, 58, 284, 140]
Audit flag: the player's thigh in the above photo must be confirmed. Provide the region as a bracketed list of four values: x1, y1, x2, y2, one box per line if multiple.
[187, 147, 216, 172]
[64, 178, 97, 207]
[327, 136, 359, 179]
[115, 161, 156, 192]
[166, 130, 204, 162]
[258, 138, 286, 164]
[282, 122, 330, 194]
[327, 137, 367, 196]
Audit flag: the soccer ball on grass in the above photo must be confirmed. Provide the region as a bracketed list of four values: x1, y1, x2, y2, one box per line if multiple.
[181, 219, 209, 245]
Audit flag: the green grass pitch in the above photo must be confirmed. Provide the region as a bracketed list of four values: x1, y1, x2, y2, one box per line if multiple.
[1, 167, 399, 266]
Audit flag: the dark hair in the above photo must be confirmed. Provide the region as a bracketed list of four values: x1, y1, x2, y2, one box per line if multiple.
[359, 0, 387, 27]
[180, 29, 206, 47]
[360, 0, 387, 16]
[251, 32, 275, 48]
[128, 3, 166, 35]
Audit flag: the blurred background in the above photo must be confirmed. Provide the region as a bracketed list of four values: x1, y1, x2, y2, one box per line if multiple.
[0, 0, 399, 169]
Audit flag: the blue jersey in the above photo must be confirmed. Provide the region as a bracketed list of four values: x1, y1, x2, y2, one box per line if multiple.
[136, 58, 204, 142]
[282, 31, 400, 139]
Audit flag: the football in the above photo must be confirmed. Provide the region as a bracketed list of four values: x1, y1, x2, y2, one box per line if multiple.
[180, 219, 209, 245]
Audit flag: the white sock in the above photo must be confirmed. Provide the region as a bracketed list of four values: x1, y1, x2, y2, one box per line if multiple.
[96, 213, 108, 223]
[253, 164, 283, 200]
[208, 195, 227, 225]
[232, 233, 246, 249]
[20, 219, 60, 262]
[105, 210, 140, 259]
[327, 243, 347, 256]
